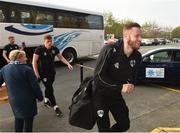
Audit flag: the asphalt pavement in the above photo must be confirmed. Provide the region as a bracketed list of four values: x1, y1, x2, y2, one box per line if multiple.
[0, 43, 180, 132]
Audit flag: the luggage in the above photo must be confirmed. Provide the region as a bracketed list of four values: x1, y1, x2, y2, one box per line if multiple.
[69, 76, 96, 130]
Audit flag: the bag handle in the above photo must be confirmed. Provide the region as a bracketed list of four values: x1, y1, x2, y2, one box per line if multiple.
[70, 77, 93, 105]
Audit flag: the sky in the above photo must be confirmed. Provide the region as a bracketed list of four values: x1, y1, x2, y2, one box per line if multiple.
[25, 0, 180, 28]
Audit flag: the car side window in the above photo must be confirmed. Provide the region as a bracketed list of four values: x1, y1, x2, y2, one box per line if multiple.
[174, 51, 180, 62]
[146, 51, 172, 63]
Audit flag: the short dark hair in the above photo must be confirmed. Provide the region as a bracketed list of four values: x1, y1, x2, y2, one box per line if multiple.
[123, 22, 141, 31]
[44, 35, 52, 40]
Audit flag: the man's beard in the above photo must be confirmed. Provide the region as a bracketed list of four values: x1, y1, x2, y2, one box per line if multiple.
[129, 40, 140, 50]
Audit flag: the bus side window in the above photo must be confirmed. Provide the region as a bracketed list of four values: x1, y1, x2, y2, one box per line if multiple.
[0, 4, 8, 22]
[86, 15, 103, 29]
[77, 16, 89, 29]
[57, 13, 71, 28]
[10, 10, 20, 23]
[0, 9, 5, 22]
[20, 11, 32, 23]
[56, 15, 63, 27]
[36, 10, 55, 26]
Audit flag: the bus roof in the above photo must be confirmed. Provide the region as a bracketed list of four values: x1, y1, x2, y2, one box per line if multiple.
[0, 0, 103, 16]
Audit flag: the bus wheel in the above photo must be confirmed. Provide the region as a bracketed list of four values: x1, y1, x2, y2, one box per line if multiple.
[62, 49, 76, 64]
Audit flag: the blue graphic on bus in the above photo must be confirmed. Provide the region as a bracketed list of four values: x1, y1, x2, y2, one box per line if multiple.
[21, 24, 53, 30]
[5, 24, 53, 36]
[54, 31, 81, 50]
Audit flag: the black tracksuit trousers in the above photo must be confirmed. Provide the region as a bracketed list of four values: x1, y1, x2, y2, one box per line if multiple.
[93, 93, 130, 132]
[42, 75, 57, 106]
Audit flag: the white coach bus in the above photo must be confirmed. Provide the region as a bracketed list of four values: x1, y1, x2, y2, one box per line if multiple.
[0, 0, 104, 67]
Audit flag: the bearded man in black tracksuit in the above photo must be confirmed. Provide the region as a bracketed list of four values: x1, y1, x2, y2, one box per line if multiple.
[93, 22, 142, 132]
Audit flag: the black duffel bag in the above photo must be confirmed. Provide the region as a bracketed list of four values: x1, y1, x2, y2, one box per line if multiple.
[69, 76, 96, 130]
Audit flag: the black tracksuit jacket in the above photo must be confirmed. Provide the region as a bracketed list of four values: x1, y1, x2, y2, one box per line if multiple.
[94, 41, 142, 97]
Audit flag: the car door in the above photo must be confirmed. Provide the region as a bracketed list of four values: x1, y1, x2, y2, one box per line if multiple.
[138, 50, 173, 83]
[170, 50, 180, 84]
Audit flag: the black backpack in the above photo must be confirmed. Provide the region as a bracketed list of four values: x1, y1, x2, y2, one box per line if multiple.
[69, 76, 96, 130]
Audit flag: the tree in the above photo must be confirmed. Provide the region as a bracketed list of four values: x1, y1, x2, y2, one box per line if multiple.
[104, 11, 116, 27]
[160, 26, 173, 39]
[142, 21, 161, 38]
[103, 12, 173, 39]
[104, 11, 119, 39]
[171, 26, 180, 38]
[104, 11, 134, 39]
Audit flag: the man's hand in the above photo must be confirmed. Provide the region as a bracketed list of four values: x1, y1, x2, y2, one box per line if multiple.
[107, 39, 116, 45]
[67, 64, 73, 70]
[121, 83, 135, 94]
[6, 60, 10, 63]
[35, 73, 41, 81]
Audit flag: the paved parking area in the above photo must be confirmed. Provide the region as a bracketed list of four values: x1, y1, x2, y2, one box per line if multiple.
[0, 44, 180, 132]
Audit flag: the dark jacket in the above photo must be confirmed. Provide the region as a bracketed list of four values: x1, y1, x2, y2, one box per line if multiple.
[0, 63, 43, 118]
[94, 41, 142, 97]
[34, 45, 59, 77]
